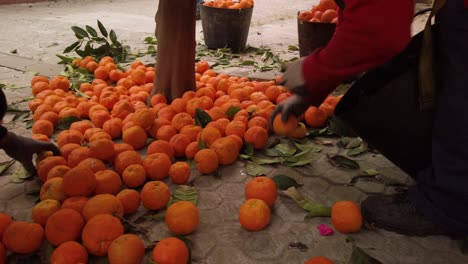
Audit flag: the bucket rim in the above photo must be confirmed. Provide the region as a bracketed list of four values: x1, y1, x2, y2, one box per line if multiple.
[200, 3, 254, 11]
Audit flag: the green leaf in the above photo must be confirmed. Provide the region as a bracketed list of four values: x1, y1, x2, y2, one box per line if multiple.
[194, 108, 212, 128]
[85, 25, 98, 37]
[262, 148, 280, 157]
[147, 45, 157, 55]
[63, 40, 81, 53]
[109, 30, 118, 46]
[25, 119, 34, 129]
[307, 127, 329, 137]
[348, 247, 383, 264]
[245, 161, 269, 177]
[282, 187, 331, 217]
[283, 149, 313, 163]
[240, 60, 256, 66]
[327, 154, 360, 169]
[0, 160, 15, 176]
[144, 36, 157, 44]
[169, 185, 198, 206]
[97, 20, 108, 37]
[57, 116, 81, 130]
[274, 143, 296, 156]
[71, 26, 89, 38]
[293, 141, 322, 153]
[288, 45, 299, 51]
[347, 145, 367, 156]
[283, 158, 314, 167]
[239, 154, 250, 160]
[260, 66, 274, 72]
[345, 137, 363, 149]
[250, 156, 282, 165]
[197, 137, 206, 150]
[56, 54, 74, 64]
[272, 175, 303, 190]
[364, 168, 380, 176]
[265, 138, 280, 148]
[10, 166, 31, 183]
[242, 142, 254, 157]
[225, 106, 241, 119]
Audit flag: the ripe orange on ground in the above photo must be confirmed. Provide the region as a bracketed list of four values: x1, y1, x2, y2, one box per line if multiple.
[103, 118, 123, 139]
[169, 162, 191, 185]
[39, 178, 67, 202]
[50, 241, 88, 264]
[171, 112, 194, 132]
[37, 156, 67, 182]
[239, 199, 271, 231]
[60, 145, 80, 163]
[304, 106, 328, 128]
[112, 143, 134, 162]
[165, 201, 199, 235]
[169, 134, 191, 158]
[247, 116, 268, 130]
[132, 108, 154, 130]
[116, 189, 141, 215]
[140, 181, 171, 210]
[56, 129, 83, 148]
[170, 98, 188, 113]
[88, 131, 113, 142]
[157, 106, 178, 121]
[32, 119, 54, 137]
[210, 137, 239, 165]
[108, 234, 146, 264]
[225, 120, 246, 138]
[114, 150, 143, 174]
[147, 140, 175, 159]
[194, 148, 219, 174]
[227, 134, 243, 150]
[69, 120, 94, 135]
[331, 201, 362, 233]
[94, 170, 122, 195]
[31, 133, 50, 142]
[122, 125, 147, 149]
[32, 199, 61, 227]
[67, 147, 91, 168]
[45, 208, 85, 246]
[184, 141, 199, 159]
[143, 153, 172, 180]
[89, 138, 115, 161]
[38, 111, 59, 126]
[2, 221, 44, 254]
[90, 109, 111, 128]
[244, 126, 268, 149]
[199, 126, 222, 148]
[61, 196, 89, 216]
[122, 164, 146, 188]
[156, 124, 177, 141]
[83, 127, 104, 141]
[82, 214, 124, 256]
[304, 256, 334, 264]
[0, 213, 12, 241]
[62, 166, 97, 197]
[152, 237, 189, 264]
[272, 113, 298, 136]
[76, 158, 106, 173]
[245, 176, 278, 208]
[82, 194, 124, 222]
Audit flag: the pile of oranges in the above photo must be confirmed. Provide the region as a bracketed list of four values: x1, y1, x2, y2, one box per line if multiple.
[298, 0, 339, 23]
[202, 0, 254, 9]
[0, 54, 349, 263]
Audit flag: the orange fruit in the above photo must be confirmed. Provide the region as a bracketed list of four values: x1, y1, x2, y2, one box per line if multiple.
[62, 166, 97, 197]
[225, 120, 246, 138]
[45, 208, 85, 246]
[94, 170, 122, 195]
[304, 256, 334, 264]
[272, 113, 297, 136]
[169, 134, 191, 158]
[152, 237, 189, 264]
[82, 214, 124, 256]
[37, 156, 67, 182]
[50, 241, 88, 264]
[108, 234, 145, 264]
[199, 126, 222, 148]
[67, 147, 91, 168]
[31, 133, 50, 142]
[156, 125, 177, 141]
[82, 194, 124, 222]
[89, 138, 115, 161]
[61, 196, 89, 217]
[143, 153, 172, 180]
[171, 112, 194, 132]
[39, 178, 67, 202]
[76, 158, 106, 173]
[304, 106, 328, 128]
[194, 149, 219, 174]
[38, 111, 59, 126]
[140, 181, 170, 210]
[184, 141, 199, 159]
[32, 119, 54, 137]
[0, 213, 12, 241]
[69, 120, 94, 136]
[331, 201, 362, 233]
[31, 199, 61, 227]
[244, 126, 268, 149]
[180, 125, 203, 142]
[169, 162, 191, 185]
[122, 125, 147, 150]
[114, 150, 143, 174]
[2, 221, 44, 254]
[238, 199, 271, 231]
[103, 118, 123, 139]
[245, 176, 278, 208]
[209, 137, 239, 165]
[165, 201, 199, 235]
[132, 108, 154, 130]
[112, 143, 134, 162]
[147, 140, 175, 160]
[122, 164, 147, 188]
[46, 165, 71, 181]
[116, 189, 141, 215]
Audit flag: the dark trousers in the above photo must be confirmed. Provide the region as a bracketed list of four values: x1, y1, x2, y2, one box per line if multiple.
[409, 0, 468, 235]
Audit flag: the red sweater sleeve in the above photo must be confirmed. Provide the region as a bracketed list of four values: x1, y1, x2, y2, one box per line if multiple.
[302, 0, 414, 106]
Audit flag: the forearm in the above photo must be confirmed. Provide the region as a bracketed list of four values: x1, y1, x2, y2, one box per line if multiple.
[302, 0, 414, 106]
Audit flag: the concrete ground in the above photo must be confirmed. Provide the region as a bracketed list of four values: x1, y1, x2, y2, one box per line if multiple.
[1, 0, 467, 263]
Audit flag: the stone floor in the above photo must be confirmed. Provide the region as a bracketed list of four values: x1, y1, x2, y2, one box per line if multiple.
[0, 0, 467, 264]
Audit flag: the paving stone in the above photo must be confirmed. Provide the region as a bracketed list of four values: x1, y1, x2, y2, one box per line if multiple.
[190, 231, 217, 262]
[264, 213, 292, 235]
[206, 245, 251, 264]
[322, 167, 357, 185]
[268, 167, 304, 183]
[215, 182, 245, 199]
[10, 208, 32, 222]
[421, 250, 468, 264]
[243, 233, 284, 260]
[326, 186, 366, 203]
[410, 236, 460, 252]
[274, 198, 308, 222]
[210, 222, 252, 248]
[383, 236, 427, 264]
[192, 175, 223, 191]
[197, 191, 223, 210]
[0, 182, 24, 200]
[378, 166, 413, 185]
[300, 176, 331, 202]
[199, 208, 223, 225]
[219, 164, 249, 183]
[354, 179, 386, 194]
[307, 235, 354, 263]
[7, 193, 36, 210]
[218, 199, 244, 221]
[369, 154, 400, 168]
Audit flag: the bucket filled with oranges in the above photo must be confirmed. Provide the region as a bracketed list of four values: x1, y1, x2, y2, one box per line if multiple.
[297, 0, 339, 57]
[200, 0, 254, 51]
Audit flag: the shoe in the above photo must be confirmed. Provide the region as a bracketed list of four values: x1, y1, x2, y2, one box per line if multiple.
[361, 192, 454, 237]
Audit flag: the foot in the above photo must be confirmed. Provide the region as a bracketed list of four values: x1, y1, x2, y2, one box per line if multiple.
[361, 192, 453, 237]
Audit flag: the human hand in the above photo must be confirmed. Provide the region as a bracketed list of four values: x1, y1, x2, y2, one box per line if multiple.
[1, 132, 60, 176]
[269, 94, 309, 132]
[279, 58, 308, 96]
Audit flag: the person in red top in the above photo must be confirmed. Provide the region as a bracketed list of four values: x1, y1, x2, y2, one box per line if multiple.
[273, 0, 468, 238]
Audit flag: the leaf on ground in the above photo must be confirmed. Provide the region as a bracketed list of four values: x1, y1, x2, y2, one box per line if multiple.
[242, 142, 254, 157]
[10, 166, 31, 183]
[57, 116, 81, 130]
[327, 154, 360, 170]
[170, 185, 198, 206]
[348, 246, 383, 264]
[265, 138, 281, 149]
[282, 187, 331, 217]
[25, 119, 34, 129]
[272, 175, 303, 190]
[288, 45, 299, 51]
[283, 149, 312, 163]
[282, 158, 314, 167]
[364, 168, 380, 176]
[0, 160, 15, 176]
[239, 154, 251, 160]
[307, 127, 329, 137]
[293, 142, 322, 153]
[225, 106, 241, 119]
[315, 139, 334, 145]
[194, 108, 212, 128]
[345, 137, 363, 149]
[245, 161, 269, 176]
[250, 156, 282, 165]
[262, 148, 280, 157]
[274, 143, 296, 156]
[186, 159, 196, 169]
[347, 145, 367, 156]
